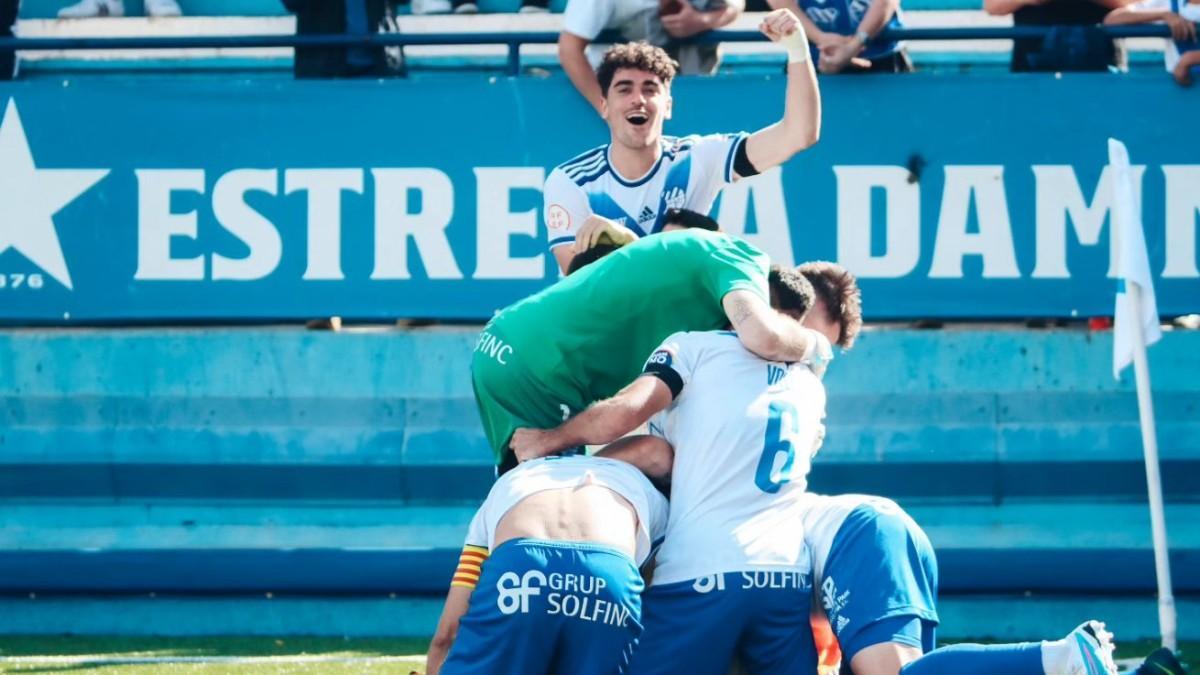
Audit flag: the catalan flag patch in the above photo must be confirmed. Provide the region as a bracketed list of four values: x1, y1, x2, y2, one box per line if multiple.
[451, 545, 490, 589]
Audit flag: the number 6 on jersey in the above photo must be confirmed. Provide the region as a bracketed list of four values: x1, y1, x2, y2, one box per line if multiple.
[755, 400, 800, 493]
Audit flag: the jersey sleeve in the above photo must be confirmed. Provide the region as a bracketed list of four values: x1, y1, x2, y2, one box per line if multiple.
[705, 237, 771, 304]
[562, 0, 615, 40]
[687, 132, 750, 191]
[452, 508, 490, 590]
[462, 507, 487, 549]
[644, 489, 670, 560]
[641, 332, 704, 400]
[543, 168, 592, 251]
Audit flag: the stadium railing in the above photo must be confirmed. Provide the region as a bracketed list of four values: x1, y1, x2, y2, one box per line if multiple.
[0, 25, 1185, 74]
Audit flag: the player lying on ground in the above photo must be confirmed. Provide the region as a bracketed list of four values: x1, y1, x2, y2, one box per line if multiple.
[801, 493, 1118, 675]
[473, 227, 831, 474]
[545, 9, 821, 274]
[425, 452, 668, 675]
[784, 263, 1119, 675]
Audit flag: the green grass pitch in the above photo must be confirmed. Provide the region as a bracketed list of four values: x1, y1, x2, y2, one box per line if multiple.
[0, 636, 1193, 673]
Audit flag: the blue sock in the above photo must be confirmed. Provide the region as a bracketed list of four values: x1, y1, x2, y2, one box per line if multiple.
[899, 642, 1044, 675]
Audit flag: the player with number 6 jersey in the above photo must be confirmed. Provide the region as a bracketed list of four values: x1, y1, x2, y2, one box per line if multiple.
[626, 330, 827, 675]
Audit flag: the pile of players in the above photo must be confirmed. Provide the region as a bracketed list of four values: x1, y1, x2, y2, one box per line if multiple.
[424, 12, 1180, 675]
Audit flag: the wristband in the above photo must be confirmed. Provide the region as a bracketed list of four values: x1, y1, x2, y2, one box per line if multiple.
[780, 27, 811, 64]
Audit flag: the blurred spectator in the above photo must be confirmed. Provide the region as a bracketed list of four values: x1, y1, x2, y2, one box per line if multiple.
[559, 0, 744, 113]
[1, 0, 16, 80]
[984, 0, 1127, 71]
[411, 0, 483, 14]
[769, 0, 912, 73]
[283, 0, 405, 78]
[58, 0, 182, 17]
[1104, 0, 1199, 84]
[519, 0, 551, 12]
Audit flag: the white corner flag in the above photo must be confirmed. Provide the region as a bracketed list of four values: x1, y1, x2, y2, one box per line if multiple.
[1108, 137, 1176, 651]
[1109, 138, 1161, 380]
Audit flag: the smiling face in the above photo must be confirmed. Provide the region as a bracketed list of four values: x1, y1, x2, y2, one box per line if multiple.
[601, 68, 672, 151]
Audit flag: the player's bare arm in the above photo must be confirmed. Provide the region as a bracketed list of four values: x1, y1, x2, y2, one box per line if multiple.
[595, 434, 676, 484]
[426, 584, 472, 675]
[509, 376, 674, 463]
[741, 9, 822, 177]
[723, 289, 832, 370]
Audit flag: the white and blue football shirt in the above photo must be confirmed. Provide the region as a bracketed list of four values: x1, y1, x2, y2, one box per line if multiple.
[542, 133, 748, 251]
[641, 330, 828, 586]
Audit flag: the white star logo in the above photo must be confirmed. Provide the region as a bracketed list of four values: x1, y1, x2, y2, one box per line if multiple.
[0, 99, 108, 290]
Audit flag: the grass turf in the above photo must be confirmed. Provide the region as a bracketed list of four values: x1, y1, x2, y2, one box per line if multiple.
[0, 636, 1193, 673]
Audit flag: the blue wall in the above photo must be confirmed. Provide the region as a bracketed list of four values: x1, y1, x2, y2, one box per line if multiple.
[1, 326, 1197, 599]
[1, 72, 1197, 322]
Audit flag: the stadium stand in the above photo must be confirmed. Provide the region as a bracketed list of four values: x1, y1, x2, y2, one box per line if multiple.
[10, 0, 1175, 72]
[0, 326, 1197, 638]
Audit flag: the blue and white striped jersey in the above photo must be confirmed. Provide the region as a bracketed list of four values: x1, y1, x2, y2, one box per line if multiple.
[542, 133, 747, 251]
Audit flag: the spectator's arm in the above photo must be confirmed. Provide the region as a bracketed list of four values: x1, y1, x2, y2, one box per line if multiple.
[853, 0, 902, 46]
[984, 0, 1041, 16]
[426, 585, 472, 675]
[1105, 5, 1196, 40]
[820, 0, 901, 69]
[509, 377, 674, 462]
[707, 2, 744, 29]
[742, 9, 821, 174]
[1103, 5, 1168, 22]
[1104, 4, 1190, 38]
[662, 1, 743, 38]
[558, 31, 604, 115]
[723, 289, 832, 367]
[1174, 49, 1200, 85]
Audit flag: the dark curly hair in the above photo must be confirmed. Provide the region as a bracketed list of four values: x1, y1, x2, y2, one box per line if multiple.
[798, 261, 863, 350]
[769, 265, 816, 318]
[596, 42, 678, 96]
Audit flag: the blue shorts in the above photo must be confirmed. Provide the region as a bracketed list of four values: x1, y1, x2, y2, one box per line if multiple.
[628, 570, 817, 675]
[441, 538, 645, 675]
[821, 501, 940, 662]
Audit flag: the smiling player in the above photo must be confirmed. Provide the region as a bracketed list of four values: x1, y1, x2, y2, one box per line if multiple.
[543, 9, 822, 274]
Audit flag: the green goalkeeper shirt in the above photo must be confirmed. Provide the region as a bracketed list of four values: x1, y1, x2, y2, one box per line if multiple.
[485, 229, 770, 406]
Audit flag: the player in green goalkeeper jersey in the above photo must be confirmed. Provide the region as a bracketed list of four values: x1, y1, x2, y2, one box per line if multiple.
[472, 227, 830, 473]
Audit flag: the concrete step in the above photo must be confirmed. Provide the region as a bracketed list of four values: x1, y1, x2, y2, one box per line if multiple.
[2, 502, 1197, 593]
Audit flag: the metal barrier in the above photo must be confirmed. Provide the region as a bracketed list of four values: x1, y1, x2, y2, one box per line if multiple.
[0, 25, 1182, 75]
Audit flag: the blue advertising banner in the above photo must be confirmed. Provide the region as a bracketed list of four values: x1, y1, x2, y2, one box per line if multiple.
[0, 72, 1196, 322]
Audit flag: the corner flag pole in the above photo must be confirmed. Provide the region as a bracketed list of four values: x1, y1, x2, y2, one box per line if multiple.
[1128, 280, 1176, 652]
[1108, 137, 1175, 651]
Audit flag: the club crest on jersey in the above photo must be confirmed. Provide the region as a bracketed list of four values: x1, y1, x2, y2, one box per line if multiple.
[662, 187, 686, 211]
